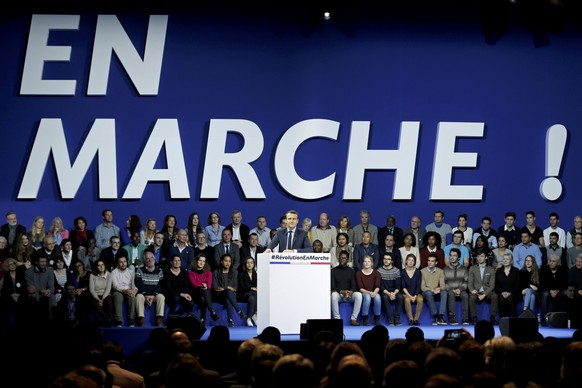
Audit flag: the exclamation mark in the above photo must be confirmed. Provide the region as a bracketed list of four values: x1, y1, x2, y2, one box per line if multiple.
[539, 124, 568, 201]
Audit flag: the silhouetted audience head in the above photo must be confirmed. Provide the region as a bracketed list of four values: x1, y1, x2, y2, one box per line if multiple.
[164, 352, 219, 388]
[405, 327, 425, 343]
[561, 341, 582, 386]
[257, 326, 281, 347]
[484, 336, 516, 385]
[50, 371, 100, 388]
[74, 365, 109, 388]
[272, 354, 315, 388]
[235, 338, 263, 384]
[323, 342, 366, 388]
[423, 373, 463, 388]
[252, 343, 284, 388]
[406, 341, 433, 372]
[169, 329, 194, 355]
[458, 340, 484, 384]
[474, 320, 495, 345]
[384, 339, 409, 367]
[101, 341, 125, 363]
[424, 347, 461, 380]
[335, 354, 372, 388]
[383, 359, 421, 388]
[208, 324, 230, 343]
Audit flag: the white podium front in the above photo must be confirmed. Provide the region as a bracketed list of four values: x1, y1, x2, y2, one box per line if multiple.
[257, 252, 330, 334]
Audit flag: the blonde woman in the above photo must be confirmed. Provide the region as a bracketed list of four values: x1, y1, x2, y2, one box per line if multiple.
[30, 216, 46, 250]
[520, 255, 540, 313]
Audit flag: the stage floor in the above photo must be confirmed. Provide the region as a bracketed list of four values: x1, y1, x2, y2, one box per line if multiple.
[102, 324, 576, 356]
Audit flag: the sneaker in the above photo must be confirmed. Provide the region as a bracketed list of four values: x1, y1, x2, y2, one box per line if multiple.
[116, 320, 123, 327]
[211, 311, 220, 321]
[246, 317, 253, 327]
[432, 317, 438, 326]
[350, 319, 360, 326]
[137, 317, 145, 327]
[388, 319, 395, 326]
[238, 310, 246, 320]
[472, 317, 478, 325]
[462, 319, 470, 325]
[449, 315, 459, 325]
[228, 319, 235, 327]
[408, 319, 415, 326]
[394, 318, 402, 326]
[155, 316, 164, 327]
[128, 319, 135, 327]
[437, 316, 448, 325]
[414, 320, 421, 326]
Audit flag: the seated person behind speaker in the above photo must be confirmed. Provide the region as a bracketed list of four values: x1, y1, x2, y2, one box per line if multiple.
[356, 255, 381, 326]
[331, 232, 354, 268]
[189, 254, 219, 324]
[111, 255, 138, 327]
[420, 231, 445, 269]
[421, 252, 448, 325]
[213, 254, 245, 327]
[539, 254, 568, 325]
[378, 252, 403, 326]
[238, 257, 258, 327]
[134, 250, 165, 327]
[331, 250, 362, 326]
[556, 285, 582, 328]
[163, 254, 194, 316]
[402, 253, 423, 326]
[468, 250, 498, 325]
[495, 252, 520, 319]
[444, 248, 470, 325]
[519, 255, 540, 315]
[354, 231, 380, 270]
[443, 230, 471, 268]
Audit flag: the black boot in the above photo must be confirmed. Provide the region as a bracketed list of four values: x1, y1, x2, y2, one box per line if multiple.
[374, 315, 381, 325]
[362, 316, 369, 326]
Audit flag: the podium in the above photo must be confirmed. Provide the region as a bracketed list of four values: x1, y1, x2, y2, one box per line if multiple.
[257, 252, 331, 334]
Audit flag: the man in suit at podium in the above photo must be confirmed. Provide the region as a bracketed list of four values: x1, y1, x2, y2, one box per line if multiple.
[265, 210, 313, 253]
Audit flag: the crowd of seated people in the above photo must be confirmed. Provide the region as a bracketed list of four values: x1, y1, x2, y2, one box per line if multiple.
[1, 208, 582, 329]
[41, 322, 582, 388]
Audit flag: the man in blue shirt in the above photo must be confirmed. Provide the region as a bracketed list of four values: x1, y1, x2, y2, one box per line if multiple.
[513, 230, 542, 269]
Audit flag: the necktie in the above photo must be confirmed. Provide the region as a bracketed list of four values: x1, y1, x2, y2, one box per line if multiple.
[225, 244, 229, 254]
[287, 230, 293, 250]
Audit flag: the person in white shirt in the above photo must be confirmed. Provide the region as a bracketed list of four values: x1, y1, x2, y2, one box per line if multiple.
[110, 256, 138, 327]
[543, 212, 567, 249]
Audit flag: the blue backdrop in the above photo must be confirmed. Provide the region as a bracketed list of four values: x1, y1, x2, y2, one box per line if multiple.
[1, 3, 580, 231]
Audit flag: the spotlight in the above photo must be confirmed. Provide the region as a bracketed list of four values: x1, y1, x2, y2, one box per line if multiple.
[323, 11, 331, 20]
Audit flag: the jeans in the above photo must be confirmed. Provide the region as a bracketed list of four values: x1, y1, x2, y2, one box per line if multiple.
[423, 290, 448, 316]
[331, 291, 363, 320]
[381, 292, 403, 320]
[523, 288, 538, 312]
[213, 289, 241, 319]
[362, 292, 381, 316]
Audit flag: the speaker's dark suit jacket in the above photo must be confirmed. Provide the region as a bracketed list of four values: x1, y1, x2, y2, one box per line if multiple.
[268, 228, 312, 253]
